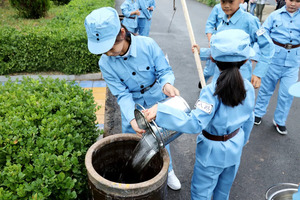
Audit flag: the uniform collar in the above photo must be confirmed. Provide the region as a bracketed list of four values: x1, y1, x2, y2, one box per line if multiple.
[128, 34, 137, 58]
[278, 6, 300, 16]
[222, 8, 243, 25]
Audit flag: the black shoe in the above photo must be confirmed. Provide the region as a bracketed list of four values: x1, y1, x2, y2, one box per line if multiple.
[273, 119, 287, 135]
[254, 116, 261, 125]
[198, 81, 202, 89]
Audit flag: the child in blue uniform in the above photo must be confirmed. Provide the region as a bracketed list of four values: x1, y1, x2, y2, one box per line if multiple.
[137, 0, 155, 36]
[120, 0, 140, 33]
[254, 0, 300, 134]
[145, 29, 256, 200]
[84, 7, 181, 190]
[203, 0, 275, 89]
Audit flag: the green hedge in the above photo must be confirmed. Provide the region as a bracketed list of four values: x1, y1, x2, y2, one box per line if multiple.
[0, 77, 100, 199]
[0, 0, 114, 75]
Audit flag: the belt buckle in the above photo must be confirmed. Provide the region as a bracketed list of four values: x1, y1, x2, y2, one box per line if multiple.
[285, 44, 293, 49]
[222, 134, 228, 141]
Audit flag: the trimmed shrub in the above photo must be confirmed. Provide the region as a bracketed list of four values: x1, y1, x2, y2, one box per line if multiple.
[9, 0, 50, 19]
[0, 0, 114, 75]
[52, 0, 71, 6]
[0, 77, 100, 200]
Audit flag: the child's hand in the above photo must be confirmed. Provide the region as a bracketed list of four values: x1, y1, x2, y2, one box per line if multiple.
[130, 119, 145, 136]
[134, 10, 141, 16]
[251, 75, 261, 89]
[163, 83, 180, 97]
[143, 104, 158, 122]
[192, 44, 200, 54]
[147, 6, 154, 11]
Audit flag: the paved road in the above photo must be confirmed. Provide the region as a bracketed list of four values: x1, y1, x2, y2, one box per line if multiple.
[115, 0, 300, 199]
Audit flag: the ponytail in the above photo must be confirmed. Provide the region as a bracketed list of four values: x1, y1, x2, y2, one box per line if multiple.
[213, 60, 247, 107]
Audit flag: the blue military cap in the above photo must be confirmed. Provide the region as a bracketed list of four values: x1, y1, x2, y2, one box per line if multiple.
[210, 29, 255, 62]
[84, 7, 121, 55]
[200, 48, 211, 61]
[288, 82, 300, 97]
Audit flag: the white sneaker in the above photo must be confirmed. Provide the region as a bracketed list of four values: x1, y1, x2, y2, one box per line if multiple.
[167, 170, 181, 190]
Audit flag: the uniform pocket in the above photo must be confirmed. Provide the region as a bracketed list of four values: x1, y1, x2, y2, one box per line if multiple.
[272, 45, 286, 65]
[272, 16, 283, 30]
[138, 64, 154, 73]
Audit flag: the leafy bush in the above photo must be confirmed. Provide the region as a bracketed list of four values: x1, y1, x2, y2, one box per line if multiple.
[9, 0, 50, 19]
[52, 0, 71, 6]
[0, 77, 100, 200]
[0, 0, 114, 75]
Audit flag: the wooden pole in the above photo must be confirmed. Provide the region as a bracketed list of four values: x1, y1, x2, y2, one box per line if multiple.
[180, 0, 206, 87]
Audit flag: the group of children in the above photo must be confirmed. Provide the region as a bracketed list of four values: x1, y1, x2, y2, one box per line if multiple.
[120, 0, 155, 36]
[84, 0, 299, 198]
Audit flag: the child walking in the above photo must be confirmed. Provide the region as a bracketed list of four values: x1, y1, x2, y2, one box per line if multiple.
[254, 0, 300, 134]
[145, 29, 256, 200]
[84, 7, 181, 190]
[120, 0, 140, 33]
[137, 0, 155, 36]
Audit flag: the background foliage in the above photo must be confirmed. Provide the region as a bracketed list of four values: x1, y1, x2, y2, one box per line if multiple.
[0, 77, 100, 199]
[9, 0, 50, 19]
[0, 0, 114, 75]
[197, 0, 218, 7]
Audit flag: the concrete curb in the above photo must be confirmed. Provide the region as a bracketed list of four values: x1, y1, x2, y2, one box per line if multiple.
[0, 72, 103, 82]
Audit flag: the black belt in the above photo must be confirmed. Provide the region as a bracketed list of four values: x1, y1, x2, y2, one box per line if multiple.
[272, 40, 300, 49]
[119, 14, 135, 20]
[202, 128, 240, 141]
[140, 80, 156, 94]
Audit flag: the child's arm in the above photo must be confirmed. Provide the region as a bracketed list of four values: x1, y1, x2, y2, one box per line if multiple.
[121, 1, 138, 17]
[205, 5, 219, 39]
[250, 17, 275, 87]
[148, 0, 155, 11]
[242, 111, 254, 145]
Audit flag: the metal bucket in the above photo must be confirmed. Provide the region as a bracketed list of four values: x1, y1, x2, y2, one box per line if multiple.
[265, 183, 299, 200]
[134, 96, 191, 149]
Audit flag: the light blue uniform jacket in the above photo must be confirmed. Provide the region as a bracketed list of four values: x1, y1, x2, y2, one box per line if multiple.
[215, 8, 275, 80]
[121, 0, 139, 31]
[263, 6, 300, 67]
[155, 80, 255, 168]
[99, 35, 174, 131]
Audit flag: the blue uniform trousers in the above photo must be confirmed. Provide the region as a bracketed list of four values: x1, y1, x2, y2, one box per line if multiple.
[191, 160, 239, 200]
[255, 64, 299, 126]
[137, 18, 150, 36]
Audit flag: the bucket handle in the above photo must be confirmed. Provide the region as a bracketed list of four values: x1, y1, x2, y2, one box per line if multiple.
[265, 183, 299, 200]
[135, 103, 146, 111]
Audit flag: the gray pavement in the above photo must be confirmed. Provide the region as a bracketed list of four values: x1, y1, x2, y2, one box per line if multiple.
[115, 0, 300, 199]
